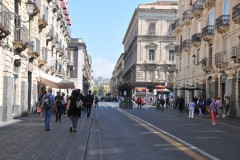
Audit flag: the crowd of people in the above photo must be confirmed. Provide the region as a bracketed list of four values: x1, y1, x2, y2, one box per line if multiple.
[37, 88, 96, 132]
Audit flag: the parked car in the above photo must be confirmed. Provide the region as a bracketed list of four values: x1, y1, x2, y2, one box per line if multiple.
[105, 96, 111, 102]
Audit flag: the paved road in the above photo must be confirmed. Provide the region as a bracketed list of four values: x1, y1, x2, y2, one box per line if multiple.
[85, 102, 240, 160]
[1, 102, 240, 160]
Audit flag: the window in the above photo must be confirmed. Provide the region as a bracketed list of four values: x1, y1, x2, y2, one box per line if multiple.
[209, 8, 214, 25]
[198, 20, 202, 33]
[149, 23, 156, 35]
[187, 54, 190, 68]
[169, 50, 175, 61]
[224, 0, 229, 15]
[149, 50, 155, 61]
[197, 49, 200, 64]
[179, 58, 182, 71]
[188, 28, 191, 39]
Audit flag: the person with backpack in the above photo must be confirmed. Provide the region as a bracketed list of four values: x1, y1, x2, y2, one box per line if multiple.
[209, 97, 217, 125]
[55, 91, 64, 122]
[42, 87, 56, 131]
[198, 98, 204, 117]
[85, 90, 94, 117]
[94, 96, 99, 108]
[67, 90, 82, 132]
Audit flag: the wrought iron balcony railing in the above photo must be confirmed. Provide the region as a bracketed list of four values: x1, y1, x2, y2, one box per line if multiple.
[192, 33, 202, 43]
[171, 18, 183, 31]
[14, 25, 28, 43]
[215, 15, 229, 28]
[0, 3, 11, 38]
[183, 10, 192, 22]
[182, 39, 191, 49]
[175, 45, 182, 53]
[232, 3, 240, 23]
[202, 25, 214, 37]
[192, 0, 203, 13]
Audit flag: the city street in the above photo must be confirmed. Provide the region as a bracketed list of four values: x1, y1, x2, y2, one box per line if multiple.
[1, 102, 240, 160]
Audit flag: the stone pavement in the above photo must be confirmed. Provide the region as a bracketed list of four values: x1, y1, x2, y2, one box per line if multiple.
[0, 112, 92, 160]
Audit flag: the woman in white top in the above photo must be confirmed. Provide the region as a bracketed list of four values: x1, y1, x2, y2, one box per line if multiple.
[188, 99, 196, 118]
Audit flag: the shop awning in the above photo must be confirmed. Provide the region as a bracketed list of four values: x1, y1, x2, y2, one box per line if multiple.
[40, 73, 75, 89]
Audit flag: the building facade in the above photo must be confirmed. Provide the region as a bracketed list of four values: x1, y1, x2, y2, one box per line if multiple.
[173, 0, 240, 117]
[111, 53, 124, 98]
[68, 38, 92, 95]
[120, 1, 178, 96]
[0, 0, 74, 122]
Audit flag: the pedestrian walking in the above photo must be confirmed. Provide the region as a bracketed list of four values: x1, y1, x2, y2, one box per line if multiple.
[175, 96, 180, 109]
[137, 97, 142, 109]
[209, 97, 217, 125]
[166, 96, 169, 108]
[188, 99, 195, 118]
[206, 95, 212, 114]
[156, 96, 161, 110]
[55, 91, 64, 122]
[216, 96, 223, 118]
[224, 95, 230, 117]
[67, 90, 82, 132]
[169, 96, 174, 109]
[197, 98, 204, 117]
[178, 95, 185, 113]
[42, 87, 56, 131]
[160, 96, 165, 111]
[94, 96, 99, 108]
[62, 93, 67, 115]
[85, 90, 94, 117]
[38, 90, 47, 121]
[193, 95, 198, 114]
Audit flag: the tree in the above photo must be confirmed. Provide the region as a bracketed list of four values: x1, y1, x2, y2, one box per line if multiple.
[93, 86, 99, 95]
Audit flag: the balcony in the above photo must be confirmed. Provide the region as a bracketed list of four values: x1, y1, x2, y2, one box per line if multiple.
[215, 15, 229, 33]
[60, 20, 65, 28]
[215, 51, 228, 68]
[203, 0, 215, 9]
[232, 3, 240, 24]
[171, 18, 183, 34]
[38, 56, 47, 67]
[175, 45, 182, 56]
[12, 26, 29, 52]
[52, 0, 59, 12]
[231, 45, 240, 63]
[182, 39, 191, 52]
[28, 37, 40, 62]
[38, 6, 48, 31]
[201, 57, 213, 73]
[192, 0, 203, 19]
[183, 10, 192, 26]
[191, 33, 202, 48]
[0, 3, 11, 39]
[56, 11, 63, 21]
[46, 25, 54, 42]
[202, 25, 214, 44]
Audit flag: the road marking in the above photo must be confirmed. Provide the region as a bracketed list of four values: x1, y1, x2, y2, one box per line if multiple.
[117, 108, 219, 160]
[195, 137, 221, 139]
[139, 131, 160, 134]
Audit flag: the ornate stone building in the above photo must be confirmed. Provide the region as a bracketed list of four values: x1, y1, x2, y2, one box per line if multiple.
[120, 1, 178, 96]
[0, 0, 74, 122]
[68, 38, 92, 95]
[173, 0, 240, 116]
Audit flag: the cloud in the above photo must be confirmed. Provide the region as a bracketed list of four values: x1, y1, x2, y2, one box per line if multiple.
[92, 58, 115, 78]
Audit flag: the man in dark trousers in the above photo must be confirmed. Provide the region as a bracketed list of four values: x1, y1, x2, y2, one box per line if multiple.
[179, 95, 185, 113]
[85, 90, 94, 117]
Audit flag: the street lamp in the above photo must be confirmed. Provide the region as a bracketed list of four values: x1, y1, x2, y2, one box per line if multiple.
[26, 1, 34, 18]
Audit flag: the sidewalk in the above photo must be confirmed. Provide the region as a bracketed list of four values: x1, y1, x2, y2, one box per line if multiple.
[146, 104, 240, 127]
[0, 112, 92, 160]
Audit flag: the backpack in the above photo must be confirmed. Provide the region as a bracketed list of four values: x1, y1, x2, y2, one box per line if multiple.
[198, 100, 204, 107]
[43, 94, 51, 110]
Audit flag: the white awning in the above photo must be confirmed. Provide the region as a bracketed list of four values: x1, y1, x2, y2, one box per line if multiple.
[40, 73, 75, 89]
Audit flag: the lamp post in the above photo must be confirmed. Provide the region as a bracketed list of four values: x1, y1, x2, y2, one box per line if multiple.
[25, 1, 34, 114]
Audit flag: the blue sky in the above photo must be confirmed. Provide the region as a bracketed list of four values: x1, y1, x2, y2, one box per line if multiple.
[68, 0, 160, 78]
